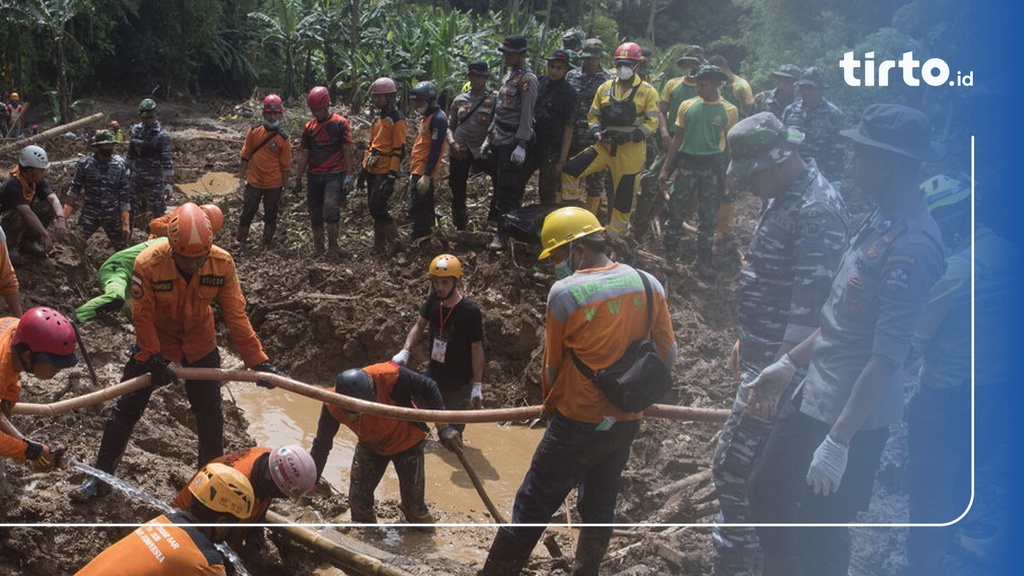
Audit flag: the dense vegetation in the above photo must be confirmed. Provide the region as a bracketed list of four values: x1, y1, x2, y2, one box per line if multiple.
[0, 0, 982, 170]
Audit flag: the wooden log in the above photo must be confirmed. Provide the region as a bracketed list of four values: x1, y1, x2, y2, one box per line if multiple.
[0, 112, 106, 155]
[650, 468, 713, 499]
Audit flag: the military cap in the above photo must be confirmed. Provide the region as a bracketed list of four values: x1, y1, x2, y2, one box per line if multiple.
[726, 112, 805, 177]
[562, 28, 585, 51]
[676, 45, 706, 65]
[467, 60, 490, 77]
[548, 49, 576, 68]
[795, 66, 829, 89]
[91, 130, 118, 146]
[581, 38, 605, 58]
[689, 64, 728, 82]
[771, 64, 802, 80]
[840, 104, 945, 161]
[499, 34, 528, 53]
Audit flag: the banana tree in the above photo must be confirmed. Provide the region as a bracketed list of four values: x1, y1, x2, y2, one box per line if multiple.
[248, 0, 322, 99]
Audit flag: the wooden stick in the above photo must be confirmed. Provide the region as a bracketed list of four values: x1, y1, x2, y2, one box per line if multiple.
[0, 112, 106, 155]
[450, 442, 507, 524]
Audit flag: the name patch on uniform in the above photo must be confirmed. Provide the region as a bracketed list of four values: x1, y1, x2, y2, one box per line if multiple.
[887, 254, 917, 265]
[131, 273, 144, 299]
[200, 275, 226, 287]
[151, 281, 173, 292]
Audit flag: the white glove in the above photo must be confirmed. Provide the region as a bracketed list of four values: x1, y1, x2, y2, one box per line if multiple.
[471, 382, 483, 409]
[746, 353, 799, 419]
[806, 435, 849, 496]
[392, 349, 410, 365]
[162, 183, 174, 200]
[416, 175, 432, 195]
[479, 139, 492, 158]
[510, 143, 527, 165]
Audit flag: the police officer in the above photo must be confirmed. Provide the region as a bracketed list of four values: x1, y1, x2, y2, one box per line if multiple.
[781, 67, 846, 186]
[447, 60, 498, 231]
[126, 98, 174, 227]
[63, 130, 132, 251]
[528, 49, 578, 204]
[483, 34, 538, 250]
[710, 113, 849, 576]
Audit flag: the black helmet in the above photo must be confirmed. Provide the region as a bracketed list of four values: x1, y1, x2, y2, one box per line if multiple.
[335, 369, 375, 402]
[409, 81, 439, 102]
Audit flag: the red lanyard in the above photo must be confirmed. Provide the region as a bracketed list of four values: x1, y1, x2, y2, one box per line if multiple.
[438, 301, 457, 339]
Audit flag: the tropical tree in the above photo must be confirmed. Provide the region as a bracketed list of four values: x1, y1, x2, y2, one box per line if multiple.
[248, 0, 322, 99]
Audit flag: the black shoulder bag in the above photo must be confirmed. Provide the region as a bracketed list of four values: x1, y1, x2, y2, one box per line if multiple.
[570, 271, 674, 412]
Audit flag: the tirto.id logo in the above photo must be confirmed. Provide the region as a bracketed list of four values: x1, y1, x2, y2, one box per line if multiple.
[840, 52, 973, 87]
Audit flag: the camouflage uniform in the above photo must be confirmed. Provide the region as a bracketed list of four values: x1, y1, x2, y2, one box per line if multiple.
[711, 113, 849, 576]
[565, 40, 613, 208]
[781, 68, 844, 183]
[751, 64, 801, 119]
[126, 120, 174, 226]
[68, 153, 132, 250]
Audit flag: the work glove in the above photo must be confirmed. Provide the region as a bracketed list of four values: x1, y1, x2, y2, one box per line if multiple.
[746, 353, 799, 419]
[588, 125, 604, 142]
[1, 399, 13, 417]
[471, 382, 484, 410]
[342, 174, 356, 194]
[438, 426, 463, 453]
[630, 127, 646, 143]
[95, 295, 126, 315]
[145, 354, 178, 388]
[357, 169, 368, 191]
[479, 139, 493, 159]
[391, 349, 410, 366]
[25, 441, 64, 472]
[163, 183, 174, 201]
[380, 173, 397, 198]
[252, 361, 285, 389]
[510, 143, 527, 165]
[806, 435, 848, 496]
[416, 176, 432, 195]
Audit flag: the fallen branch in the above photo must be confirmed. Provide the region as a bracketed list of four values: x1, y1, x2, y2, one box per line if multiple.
[0, 112, 106, 155]
[266, 511, 414, 576]
[650, 469, 713, 499]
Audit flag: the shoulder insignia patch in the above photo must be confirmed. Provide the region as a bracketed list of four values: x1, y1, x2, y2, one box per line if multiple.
[521, 80, 532, 92]
[131, 274, 144, 299]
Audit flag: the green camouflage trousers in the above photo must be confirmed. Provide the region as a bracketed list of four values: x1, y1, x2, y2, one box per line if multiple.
[664, 165, 723, 254]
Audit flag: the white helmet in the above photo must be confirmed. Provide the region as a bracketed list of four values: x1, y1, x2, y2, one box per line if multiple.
[268, 445, 317, 498]
[19, 145, 50, 169]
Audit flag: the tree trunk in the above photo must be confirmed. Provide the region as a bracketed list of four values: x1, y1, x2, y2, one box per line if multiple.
[56, 37, 71, 124]
[647, 0, 659, 44]
[349, 0, 361, 113]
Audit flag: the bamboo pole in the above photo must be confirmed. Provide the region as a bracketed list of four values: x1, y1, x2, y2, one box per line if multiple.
[0, 112, 106, 155]
[12, 374, 151, 417]
[265, 511, 415, 576]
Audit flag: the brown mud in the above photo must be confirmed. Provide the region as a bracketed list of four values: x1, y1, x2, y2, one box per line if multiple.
[0, 98, 999, 575]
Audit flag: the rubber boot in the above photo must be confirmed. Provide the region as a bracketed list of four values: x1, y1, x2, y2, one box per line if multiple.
[194, 412, 224, 468]
[236, 224, 250, 244]
[585, 196, 602, 216]
[487, 232, 507, 251]
[697, 245, 718, 280]
[715, 200, 736, 241]
[478, 527, 535, 576]
[262, 222, 276, 247]
[326, 222, 340, 258]
[372, 220, 387, 253]
[311, 224, 325, 256]
[571, 527, 612, 576]
[69, 417, 135, 502]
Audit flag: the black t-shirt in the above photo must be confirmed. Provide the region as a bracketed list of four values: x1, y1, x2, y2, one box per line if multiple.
[419, 293, 484, 388]
[533, 77, 578, 153]
[0, 175, 53, 214]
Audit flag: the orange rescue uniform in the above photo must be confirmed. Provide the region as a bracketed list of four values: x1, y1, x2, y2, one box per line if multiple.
[0, 227, 19, 297]
[129, 242, 267, 366]
[241, 125, 292, 188]
[0, 317, 30, 461]
[362, 110, 406, 175]
[75, 512, 230, 575]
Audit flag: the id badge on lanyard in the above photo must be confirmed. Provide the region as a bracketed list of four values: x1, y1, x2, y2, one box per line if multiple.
[431, 338, 448, 363]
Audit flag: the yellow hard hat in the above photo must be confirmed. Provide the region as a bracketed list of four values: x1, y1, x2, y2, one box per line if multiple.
[538, 206, 605, 260]
[429, 254, 462, 279]
[187, 462, 255, 519]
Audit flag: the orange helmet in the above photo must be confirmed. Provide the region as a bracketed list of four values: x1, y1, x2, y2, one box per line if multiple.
[168, 202, 213, 257]
[614, 42, 643, 62]
[200, 203, 224, 235]
[429, 254, 462, 279]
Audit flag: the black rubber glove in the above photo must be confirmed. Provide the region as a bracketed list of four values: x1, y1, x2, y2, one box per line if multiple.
[588, 125, 603, 142]
[630, 127, 646, 143]
[95, 295, 126, 315]
[145, 354, 178, 388]
[253, 361, 284, 389]
[438, 425, 463, 453]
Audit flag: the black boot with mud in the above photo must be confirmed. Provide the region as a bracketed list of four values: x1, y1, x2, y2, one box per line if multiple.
[69, 476, 112, 502]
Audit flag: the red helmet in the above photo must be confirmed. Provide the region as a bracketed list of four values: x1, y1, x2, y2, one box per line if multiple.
[614, 42, 643, 62]
[306, 86, 331, 110]
[168, 202, 213, 258]
[370, 77, 397, 95]
[262, 94, 283, 112]
[13, 307, 78, 368]
[200, 203, 224, 235]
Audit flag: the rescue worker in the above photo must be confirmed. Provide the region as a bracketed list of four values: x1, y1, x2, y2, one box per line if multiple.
[0, 145, 67, 258]
[0, 307, 78, 472]
[447, 60, 498, 231]
[752, 64, 802, 119]
[747, 104, 947, 576]
[483, 34, 538, 250]
[126, 98, 174, 227]
[0, 226, 22, 315]
[72, 203, 223, 324]
[527, 49, 578, 205]
[109, 119, 125, 143]
[658, 46, 705, 152]
[62, 130, 132, 251]
[170, 445, 317, 551]
[561, 42, 660, 238]
[70, 203, 285, 501]
[565, 38, 613, 216]
[5, 92, 25, 138]
[393, 254, 485, 431]
[237, 94, 291, 249]
[361, 77, 406, 251]
[293, 86, 357, 257]
[479, 206, 676, 576]
[75, 463, 255, 575]
[711, 113, 849, 576]
[781, 67, 846, 186]
[658, 65, 739, 278]
[309, 363, 464, 525]
[407, 81, 448, 241]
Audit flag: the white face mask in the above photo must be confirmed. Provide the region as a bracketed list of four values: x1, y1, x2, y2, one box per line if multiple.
[617, 65, 635, 81]
[264, 120, 281, 130]
[416, 103, 428, 115]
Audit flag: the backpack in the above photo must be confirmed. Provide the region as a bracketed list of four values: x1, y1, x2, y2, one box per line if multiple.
[570, 271, 674, 412]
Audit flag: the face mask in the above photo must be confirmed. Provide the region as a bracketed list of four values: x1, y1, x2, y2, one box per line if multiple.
[416, 103, 428, 115]
[264, 120, 281, 130]
[553, 261, 572, 280]
[617, 65, 635, 81]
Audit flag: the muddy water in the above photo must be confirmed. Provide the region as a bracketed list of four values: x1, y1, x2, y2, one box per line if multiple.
[230, 383, 546, 570]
